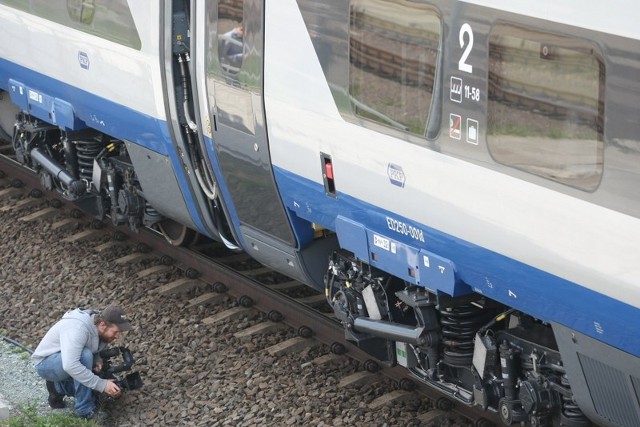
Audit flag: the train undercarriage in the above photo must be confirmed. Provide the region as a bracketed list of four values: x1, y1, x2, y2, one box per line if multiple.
[326, 251, 591, 427]
[2, 107, 162, 233]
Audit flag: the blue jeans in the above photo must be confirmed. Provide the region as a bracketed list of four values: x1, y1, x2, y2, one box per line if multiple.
[35, 348, 96, 416]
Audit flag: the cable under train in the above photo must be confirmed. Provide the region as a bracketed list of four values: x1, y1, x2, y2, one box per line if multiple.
[1, 1, 639, 426]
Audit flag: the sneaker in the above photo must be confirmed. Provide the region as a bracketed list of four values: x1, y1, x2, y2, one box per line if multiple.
[45, 381, 65, 409]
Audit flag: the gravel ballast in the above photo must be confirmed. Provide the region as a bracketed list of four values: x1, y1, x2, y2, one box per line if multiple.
[0, 338, 65, 419]
[0, 193, 470, 426]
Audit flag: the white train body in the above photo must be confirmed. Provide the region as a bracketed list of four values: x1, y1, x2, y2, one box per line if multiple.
[1, 1, 639, 425]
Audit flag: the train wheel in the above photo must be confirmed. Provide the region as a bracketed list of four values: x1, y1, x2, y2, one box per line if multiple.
[157, 219, 199, 246]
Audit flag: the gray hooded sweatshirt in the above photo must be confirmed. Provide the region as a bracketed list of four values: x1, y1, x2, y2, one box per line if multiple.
[32, 309, 109, 392]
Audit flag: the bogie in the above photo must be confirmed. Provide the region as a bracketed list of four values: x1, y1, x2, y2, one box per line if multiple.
[326, 250, 589, 426]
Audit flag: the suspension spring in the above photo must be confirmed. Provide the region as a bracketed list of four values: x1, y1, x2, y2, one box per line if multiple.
[439, 304, 489, 367]
[560, 375, 589, 427]
[144, 202, 162, 223]
[144, 203, 159, 216]
[75, 138, 104, 181]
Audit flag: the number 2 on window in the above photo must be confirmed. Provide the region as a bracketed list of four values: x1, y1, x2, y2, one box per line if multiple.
[458, 23, 474, 74]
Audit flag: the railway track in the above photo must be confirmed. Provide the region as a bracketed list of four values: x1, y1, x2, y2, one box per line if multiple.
[0, 143, 501, 426]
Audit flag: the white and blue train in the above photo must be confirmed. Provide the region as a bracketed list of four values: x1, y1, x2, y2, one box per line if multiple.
[1, 1, 639, 425]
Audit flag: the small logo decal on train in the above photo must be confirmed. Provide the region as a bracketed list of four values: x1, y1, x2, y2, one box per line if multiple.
[387, 163, 406, 188]
[78, 52, 90, 70]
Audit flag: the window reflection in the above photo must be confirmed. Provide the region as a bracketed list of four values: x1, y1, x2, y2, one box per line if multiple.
[0, 0, 141, 49]
[488, 25, 604, 191]
[349, 0, 441, 137]
[219, 23, 245, 79]
[67, 0, 94, 25]
[207, 0, 256, 135]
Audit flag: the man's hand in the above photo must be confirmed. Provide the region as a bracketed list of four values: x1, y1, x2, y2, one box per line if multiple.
[93, 361, 103, 373]
[104, 380, 122, 398]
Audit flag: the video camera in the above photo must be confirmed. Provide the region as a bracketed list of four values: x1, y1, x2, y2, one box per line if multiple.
[98, 346, 143, 392]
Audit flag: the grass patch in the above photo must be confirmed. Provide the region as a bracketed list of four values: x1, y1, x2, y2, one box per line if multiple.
[1, 404, 100, 427]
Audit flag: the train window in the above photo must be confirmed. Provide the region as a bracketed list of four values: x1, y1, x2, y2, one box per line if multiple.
[349, 0, 441, 137]
[64, 0, 141, 49]
[207, 0, 258, 135]
[487, 25, 604, 191]
[0, 0, 28, 12]
[213, 0, 263, 92]
[0, 0, 141, 49]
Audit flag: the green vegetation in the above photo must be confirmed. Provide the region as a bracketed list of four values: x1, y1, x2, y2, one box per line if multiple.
[1, 404, 100, 427]
[3, 341, 30, 361]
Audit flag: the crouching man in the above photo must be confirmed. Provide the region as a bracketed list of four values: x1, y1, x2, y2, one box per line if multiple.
[32, 305, 132, 420]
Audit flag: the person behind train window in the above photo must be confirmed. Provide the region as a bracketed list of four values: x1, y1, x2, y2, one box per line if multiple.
[32, 305, 132, 421]
[219, 24, 245, 77]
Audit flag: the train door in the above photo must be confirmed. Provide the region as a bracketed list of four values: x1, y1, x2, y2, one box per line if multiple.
[200, 0, 295, 244]
[191, 0, 327, 284]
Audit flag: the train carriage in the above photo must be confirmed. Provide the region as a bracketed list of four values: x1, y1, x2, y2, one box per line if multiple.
[1, 1, 639, 426]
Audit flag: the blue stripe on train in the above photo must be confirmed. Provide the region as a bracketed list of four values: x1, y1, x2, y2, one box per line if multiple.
[0, 59, 169, 154]
[273, 165, 640, 357]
